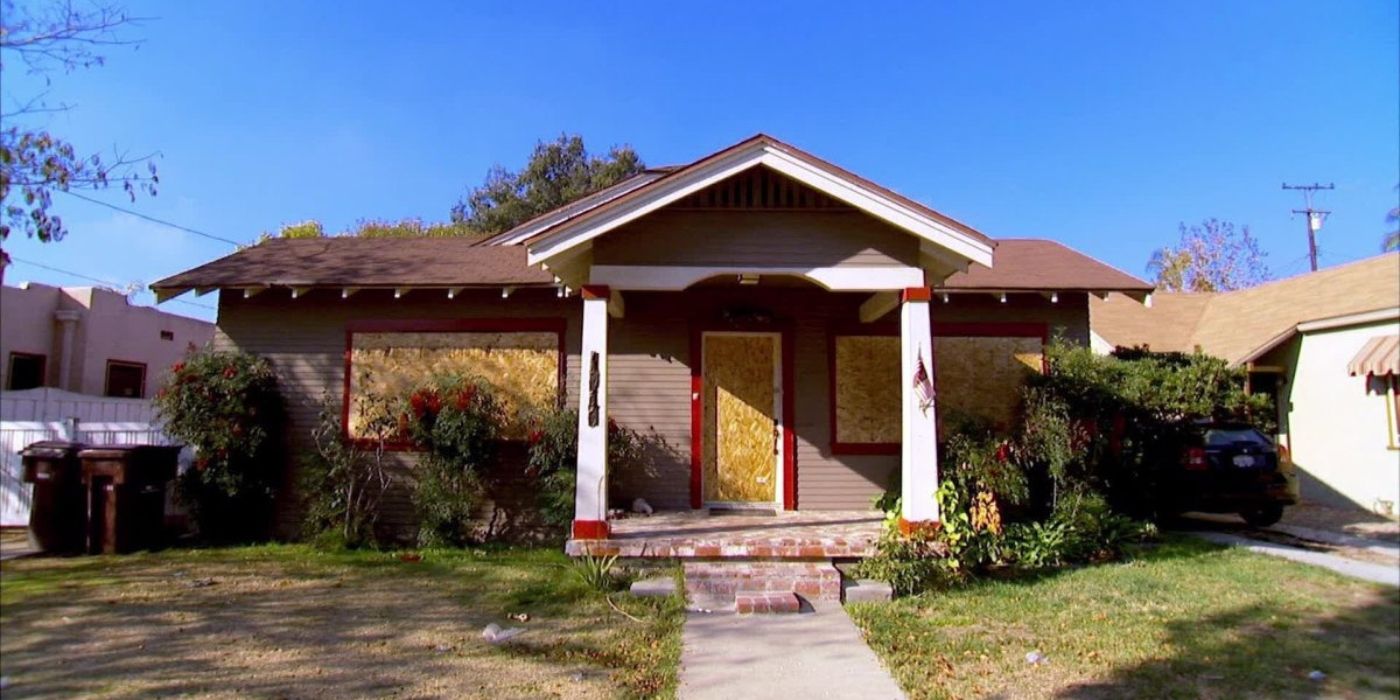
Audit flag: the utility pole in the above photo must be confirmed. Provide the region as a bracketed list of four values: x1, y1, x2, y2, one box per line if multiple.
[1282, 182, 1334, 272]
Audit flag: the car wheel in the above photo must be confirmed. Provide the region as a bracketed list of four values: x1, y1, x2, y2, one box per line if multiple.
[1240, 505, 1284, 528]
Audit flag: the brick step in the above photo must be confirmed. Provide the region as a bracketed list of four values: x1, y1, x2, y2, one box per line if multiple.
[683, 561, 843, 602]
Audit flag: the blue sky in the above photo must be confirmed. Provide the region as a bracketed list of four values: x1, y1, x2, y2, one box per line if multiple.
[3, 0, 1397, 322]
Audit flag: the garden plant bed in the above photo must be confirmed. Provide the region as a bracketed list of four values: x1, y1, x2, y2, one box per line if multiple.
[847, 535, 1400, 699]
[0, 546, 683, 698]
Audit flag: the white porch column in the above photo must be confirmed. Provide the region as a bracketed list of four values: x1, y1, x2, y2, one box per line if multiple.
[572, 285, 611, 539]
[899, 287, 941, 530]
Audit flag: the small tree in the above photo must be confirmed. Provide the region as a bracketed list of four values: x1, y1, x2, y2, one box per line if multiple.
[451, 134, 644, 235]
[300, 395, 396, 549]
[1147, 219, 1269, 292]
[154, 350, 281, 541]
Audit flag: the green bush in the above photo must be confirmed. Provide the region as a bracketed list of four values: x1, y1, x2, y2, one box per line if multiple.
[299, 396, 395, 549]
[525, 408, 648, 534]
[404, 374, 504, 547]
[153, 350, 281, 542]
[850, 527, 964, 595]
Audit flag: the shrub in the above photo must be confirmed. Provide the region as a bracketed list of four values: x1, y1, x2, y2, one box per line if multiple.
[850, 527, 962, 595]
[404, 374, 504, 547]
[154, 350, 281, 542]
[525, 408, 648, 534]
[299, 395, 395, 549]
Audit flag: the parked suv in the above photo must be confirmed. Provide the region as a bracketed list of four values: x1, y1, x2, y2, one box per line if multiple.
[1164, 421, 1298, 527]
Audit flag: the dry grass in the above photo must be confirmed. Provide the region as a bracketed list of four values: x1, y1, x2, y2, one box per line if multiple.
[0, 546, 682, 699]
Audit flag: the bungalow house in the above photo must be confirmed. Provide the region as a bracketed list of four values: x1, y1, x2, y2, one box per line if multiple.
[1091, 252, 1400, 517]
[152, 134, 1153, 546]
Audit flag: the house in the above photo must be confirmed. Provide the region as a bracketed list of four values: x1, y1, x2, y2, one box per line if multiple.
[0, 282, 214, 398]
[1091, 253, 1400, 516]
[151, 134, 1153, 544]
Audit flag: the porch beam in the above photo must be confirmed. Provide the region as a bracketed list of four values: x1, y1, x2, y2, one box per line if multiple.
[858, 291, 901, 323]
[589, 264, 923, 292]
[606, 289, 625, 319]
[573, 284, 611, 539]
[899, 286, 941, 530]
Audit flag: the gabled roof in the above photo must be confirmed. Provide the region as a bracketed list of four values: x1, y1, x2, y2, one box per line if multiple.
[1091, 253, 1400, 365]
[151, 238, 1151, 297]
[939, 239, 1153, 293]
[506, 134, 997, 270]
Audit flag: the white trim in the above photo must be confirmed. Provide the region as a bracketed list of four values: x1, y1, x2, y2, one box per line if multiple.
[701, 331, 784, 509]
[1298, 307, 1400, 333]
[526, 142, 995, 269]
[589, 264, 924, 291]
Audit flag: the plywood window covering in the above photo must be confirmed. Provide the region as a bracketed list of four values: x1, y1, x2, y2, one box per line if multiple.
[829, 322, 1049, 453]
[344, 319, 565, 443]
[831, 334, 902, 453]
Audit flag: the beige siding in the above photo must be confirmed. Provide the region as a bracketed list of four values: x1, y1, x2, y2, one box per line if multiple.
[215, 284, 1092, 530]
[215, 287, 579, 540]
[593, 211, 920, 268]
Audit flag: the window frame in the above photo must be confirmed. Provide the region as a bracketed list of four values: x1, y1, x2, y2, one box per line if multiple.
[827, 321, 1049, 455]
[103, 359, 148, 398]
[341, 318, 568, 449]
[6, 351, 47, 390]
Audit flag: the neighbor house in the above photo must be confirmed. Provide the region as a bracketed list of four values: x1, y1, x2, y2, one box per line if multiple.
[152, 134, 1154, 542]
[0, 282, 214, 398]
[1091, 253, 1400, 517]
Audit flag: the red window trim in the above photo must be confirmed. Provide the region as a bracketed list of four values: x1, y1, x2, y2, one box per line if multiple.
[341, 318, 568, 450]
[689, 318, 797, 511]
[104, 359, 148, 398]
[827, 320, 1050, 455]
[7, 351, 47, 390]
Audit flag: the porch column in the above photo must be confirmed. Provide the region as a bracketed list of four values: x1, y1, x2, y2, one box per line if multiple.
[899, 287, 941, 531]
[572, 285, 611, 539]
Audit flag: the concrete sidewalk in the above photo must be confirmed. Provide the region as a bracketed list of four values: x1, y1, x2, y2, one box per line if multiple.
[679, 602, 905, 699]
[1191, 531, 1400, 587]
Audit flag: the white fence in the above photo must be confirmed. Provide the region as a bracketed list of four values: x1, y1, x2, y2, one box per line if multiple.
[1, 388, 177, 527]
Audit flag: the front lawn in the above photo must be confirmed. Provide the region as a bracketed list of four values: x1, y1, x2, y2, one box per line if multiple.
[849, 535, 1400, 699]
[0, 545, 682, 698]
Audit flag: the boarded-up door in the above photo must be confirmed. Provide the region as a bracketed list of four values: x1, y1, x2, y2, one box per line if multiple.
[702, 333, 780, 503]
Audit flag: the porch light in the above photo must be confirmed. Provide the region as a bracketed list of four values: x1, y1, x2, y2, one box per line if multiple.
[941, 293, 950, 303]
[737, 273, 760, 286]
[998, 293, 1007, 304]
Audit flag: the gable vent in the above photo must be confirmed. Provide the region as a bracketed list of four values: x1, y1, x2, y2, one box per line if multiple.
[670, 168, 852, 211]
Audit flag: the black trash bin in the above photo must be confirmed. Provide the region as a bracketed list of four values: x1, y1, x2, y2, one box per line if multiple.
[78, 445, 180, 554]
[19, 441, 88, 554]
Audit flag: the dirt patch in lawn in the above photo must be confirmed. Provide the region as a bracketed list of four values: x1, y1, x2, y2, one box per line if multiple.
[0, 548, 681, 699]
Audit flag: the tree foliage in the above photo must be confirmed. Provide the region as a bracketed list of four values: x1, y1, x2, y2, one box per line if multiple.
[1384, 187, 1399, 253]
[1147, 219, 1269, 292]
[0, 0, 158, 262]
[262, 217, 483, 241]
[451, 134, 644, 235]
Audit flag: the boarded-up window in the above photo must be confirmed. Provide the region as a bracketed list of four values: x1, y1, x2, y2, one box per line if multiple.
[833, 335, 901, 448]
[933, 336, 1044, 430]
[346, 328, 561, 440]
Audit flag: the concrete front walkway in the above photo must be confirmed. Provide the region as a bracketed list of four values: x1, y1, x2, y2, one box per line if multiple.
[679, 602, 905, 700]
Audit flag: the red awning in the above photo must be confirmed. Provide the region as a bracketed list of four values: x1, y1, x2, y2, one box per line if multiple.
[1348, 335, 1400, 377]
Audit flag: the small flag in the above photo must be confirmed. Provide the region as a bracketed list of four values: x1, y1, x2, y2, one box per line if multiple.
[913, 350, 936, 414]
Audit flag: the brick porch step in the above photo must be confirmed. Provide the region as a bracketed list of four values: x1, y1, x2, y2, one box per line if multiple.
[735, 591, 802, 614]
[683, 561, 843, 602]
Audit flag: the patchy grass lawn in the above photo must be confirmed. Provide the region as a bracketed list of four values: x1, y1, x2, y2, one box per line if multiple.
[849, 535, 1400, 700]
[0, 545, 682, 699]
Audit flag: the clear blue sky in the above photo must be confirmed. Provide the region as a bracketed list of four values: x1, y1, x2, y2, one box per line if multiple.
[4, 0, 1397, 322]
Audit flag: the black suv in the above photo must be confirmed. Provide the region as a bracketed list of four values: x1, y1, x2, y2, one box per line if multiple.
[1164, 421, 1298, 527]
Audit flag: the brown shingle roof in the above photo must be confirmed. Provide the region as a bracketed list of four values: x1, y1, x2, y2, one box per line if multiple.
[1090, 253, 1400, 364]
[940, 239, 1153, 292]
[153, 237, 1151, 295]
[151, 238, 554, 291]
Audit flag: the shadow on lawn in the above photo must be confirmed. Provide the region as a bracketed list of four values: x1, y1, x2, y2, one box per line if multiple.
[1058, 588, 1400, 699]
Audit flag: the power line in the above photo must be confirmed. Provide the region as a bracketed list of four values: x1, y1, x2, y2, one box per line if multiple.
[60, 190, 243, 247]
[7, 256, 216, 311]
[1281, 182, 1334, 272]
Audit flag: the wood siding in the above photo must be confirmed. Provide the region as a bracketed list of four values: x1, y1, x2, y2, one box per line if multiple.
[215, 284, 1092, 533]
[592, 210, 920, 268]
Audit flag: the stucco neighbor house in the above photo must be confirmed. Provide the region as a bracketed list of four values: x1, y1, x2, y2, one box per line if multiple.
[1091, 253, 1400, 517]
[151, 134, 1155, 545]
[0, 282, 214, 398]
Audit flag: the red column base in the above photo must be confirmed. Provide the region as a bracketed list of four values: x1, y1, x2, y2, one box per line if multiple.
[898, 518, 942, 537]
[572, 520, 610, 539]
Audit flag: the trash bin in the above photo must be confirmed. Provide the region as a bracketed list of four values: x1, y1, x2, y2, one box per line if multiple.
[19, 441, 88, 554]
[78, 445, 181, 554]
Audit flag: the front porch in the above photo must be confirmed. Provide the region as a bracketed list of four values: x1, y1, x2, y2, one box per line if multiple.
[565, 509, 885, 558]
